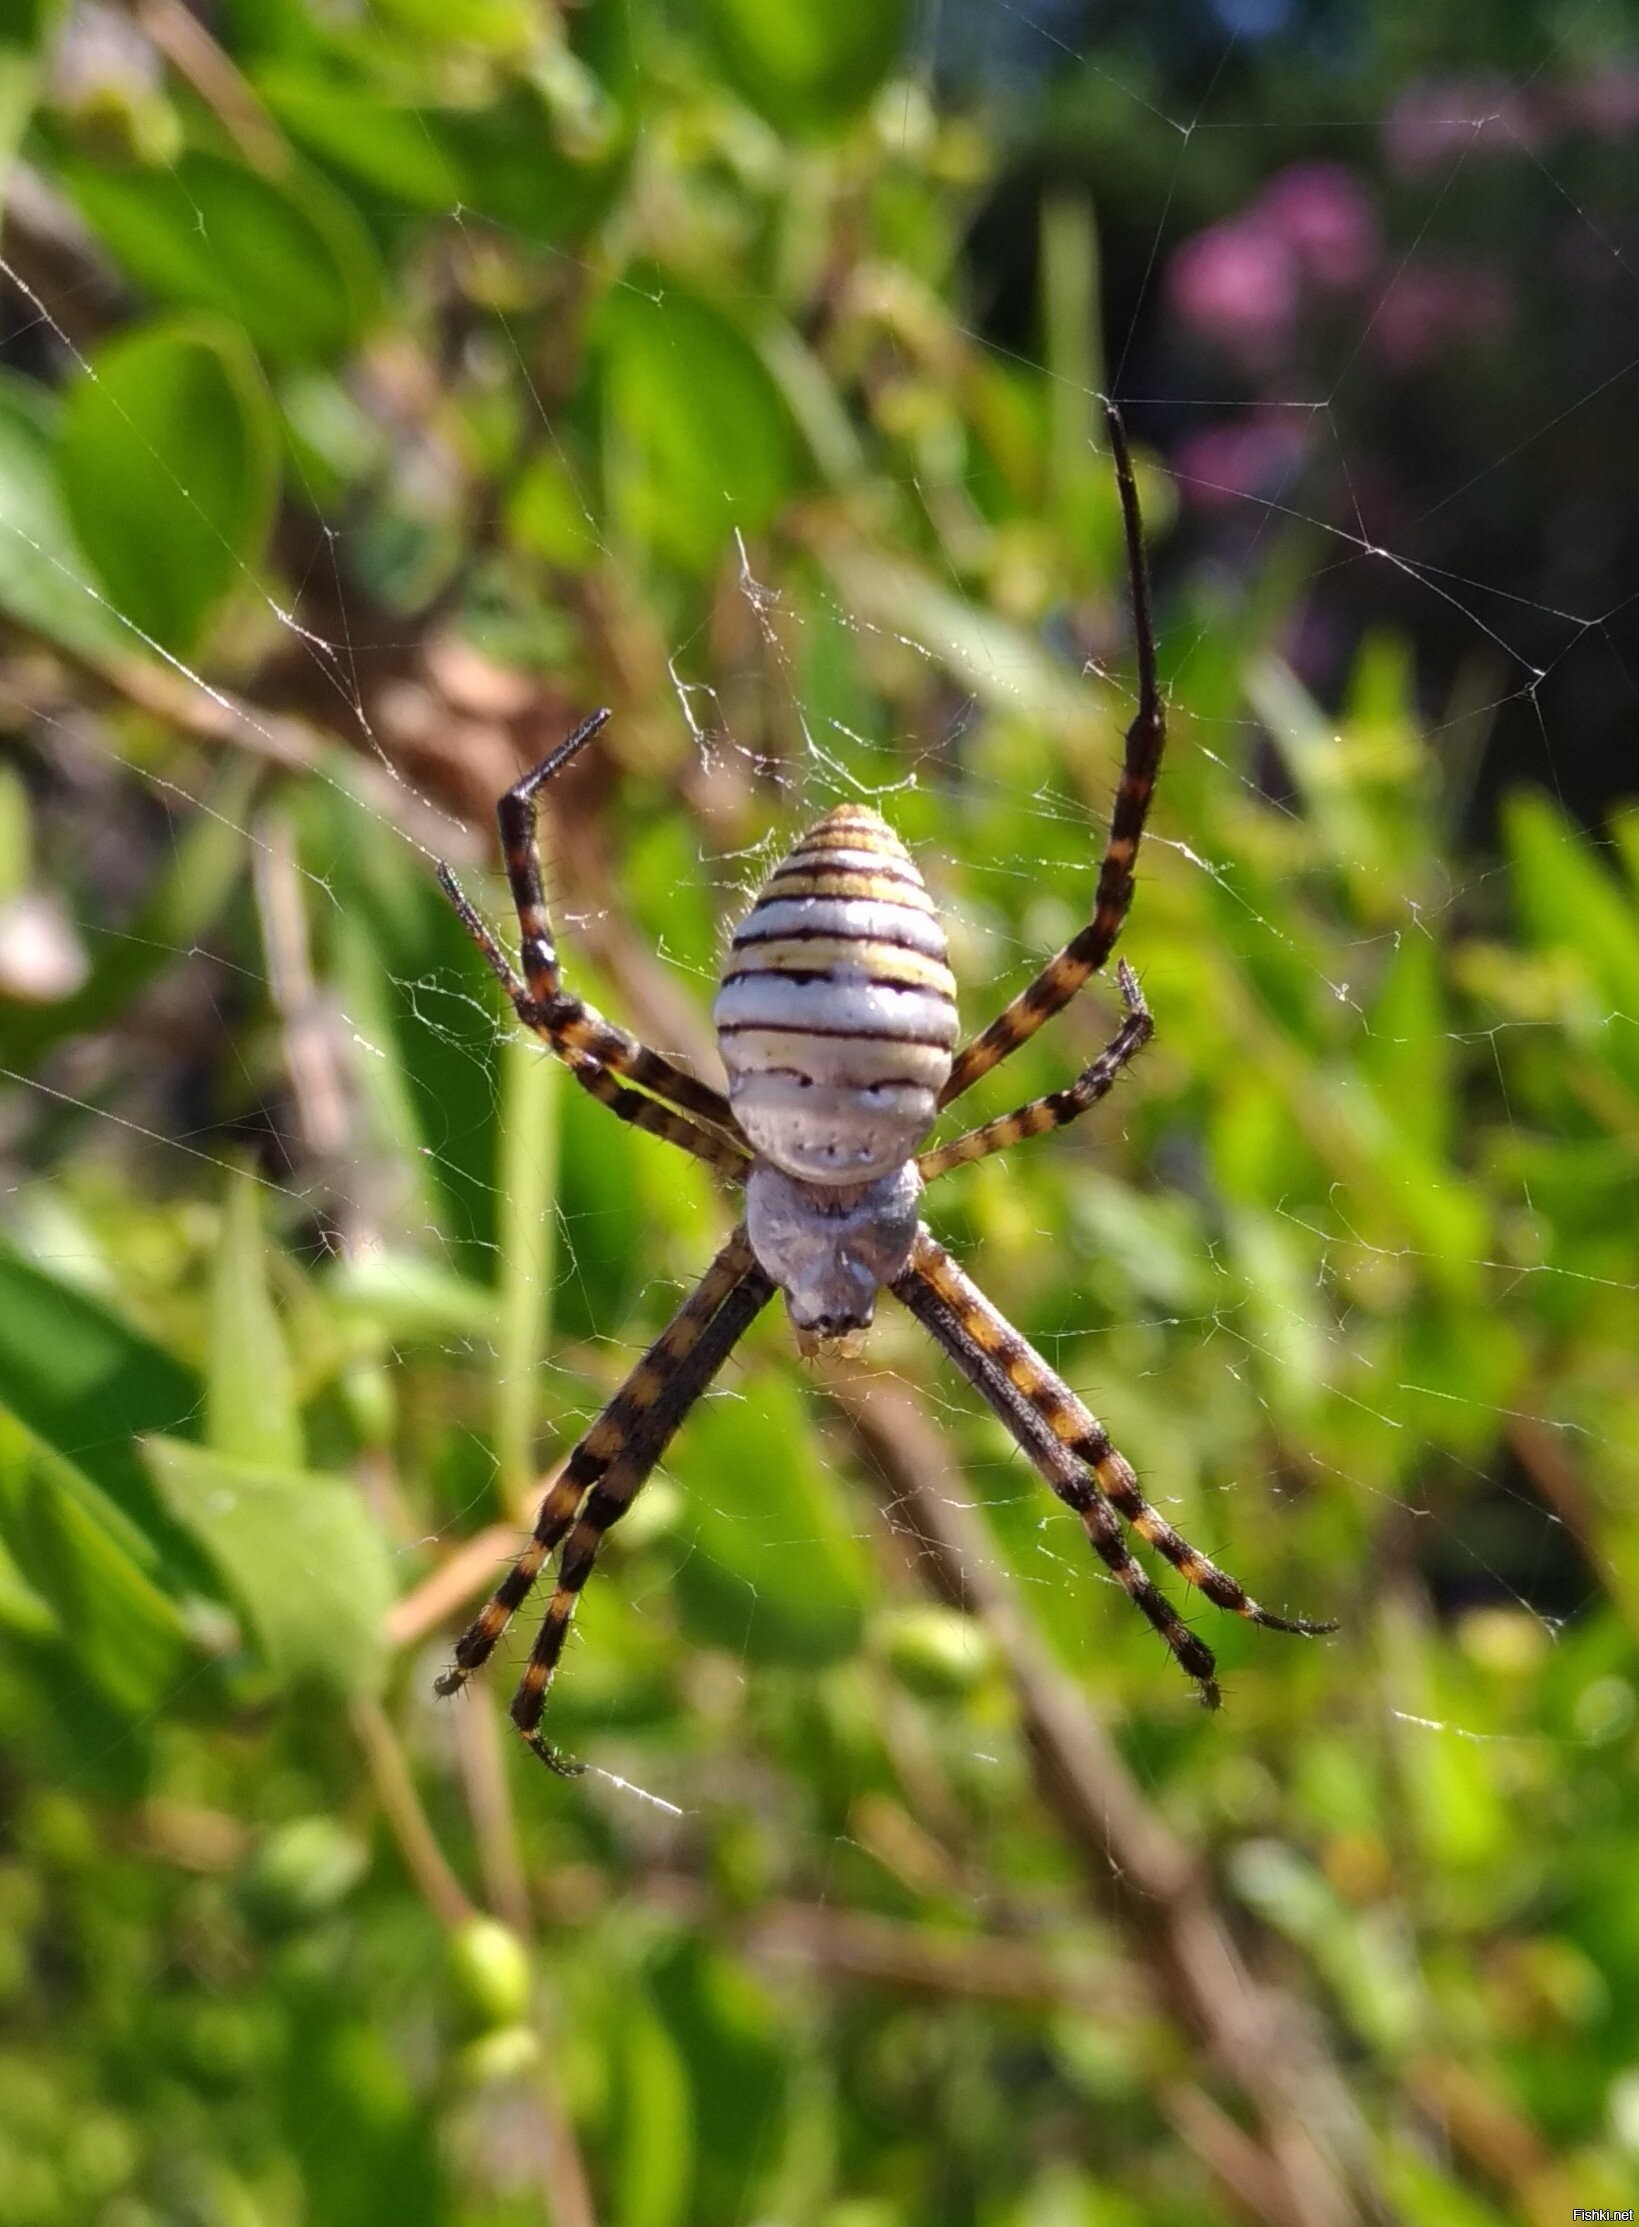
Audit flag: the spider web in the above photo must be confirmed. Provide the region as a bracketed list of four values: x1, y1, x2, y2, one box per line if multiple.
[2, 2, 1635, 1854]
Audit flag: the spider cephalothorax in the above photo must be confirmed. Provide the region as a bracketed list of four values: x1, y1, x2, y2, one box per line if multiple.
[434, 404, 1334, 1776]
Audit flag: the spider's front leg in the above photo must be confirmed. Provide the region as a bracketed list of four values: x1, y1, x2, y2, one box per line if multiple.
[436, 707, 744, 1148]
[893, 1230, 1335, 1704]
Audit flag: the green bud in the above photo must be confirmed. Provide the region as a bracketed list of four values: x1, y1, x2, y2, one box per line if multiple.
[880, 1606, 992, 1698]
[457, 2024, 542, 2086]
[447, 1915, 534, 2031]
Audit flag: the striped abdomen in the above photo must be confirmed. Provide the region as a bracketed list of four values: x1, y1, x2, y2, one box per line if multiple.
[714, 804, 959, 1183]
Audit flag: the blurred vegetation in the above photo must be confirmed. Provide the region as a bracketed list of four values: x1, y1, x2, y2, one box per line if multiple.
[0, 2, 1637, 2225]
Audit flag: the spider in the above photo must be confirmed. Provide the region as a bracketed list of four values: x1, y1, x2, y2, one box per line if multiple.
[434, 403, 1335, 1774]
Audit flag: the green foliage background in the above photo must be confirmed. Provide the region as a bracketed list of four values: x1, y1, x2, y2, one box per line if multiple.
[0, 3, 1636, 2224]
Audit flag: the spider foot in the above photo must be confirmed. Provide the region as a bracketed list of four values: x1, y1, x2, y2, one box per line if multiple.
[433, 1663, 471, 1699]
[1253, 1608, 1341, 1638]
[1114, 957, 1148, 1015]
[520, 1729, 586, 1779]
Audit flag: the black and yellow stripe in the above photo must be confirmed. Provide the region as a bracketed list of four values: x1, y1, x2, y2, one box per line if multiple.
[941, 403, 1165, 1109]
[437, 1228, 772, 1718]
[920, 960, 1153, 1181]
[894, 1227, 1334, 1705]
[715, 803, 959, 1181]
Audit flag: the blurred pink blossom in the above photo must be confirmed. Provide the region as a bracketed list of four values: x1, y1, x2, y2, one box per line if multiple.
[1165, 219, 1298, 369]
[1254, 162, 1380, 291]
[1571, 63, 1639, 138]
[1172, 413, 1312, 511]
[1369, 261, 1513, 370]
[1383, 76, 1546, 176]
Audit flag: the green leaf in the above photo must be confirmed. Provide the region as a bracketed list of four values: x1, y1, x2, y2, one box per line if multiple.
[599, 278, 798, 571]
[612, 1982, 695, 2227]
[146, 1438, 394, 1697]
[1506, 790, 1639, 1094]
[206, 1170, 304, 1470]
[59, 314, 279, 654]
[0, 370, 131, 665]
[687, 0, 912, 132]
[439, 83, 627, 244]
[0, 1416, 192, 1715]
[60, 148, 380, 363]
[254, 67, 465, 208]
[0, 1237, 201, 1558]
[667, 1369, 867, 1667]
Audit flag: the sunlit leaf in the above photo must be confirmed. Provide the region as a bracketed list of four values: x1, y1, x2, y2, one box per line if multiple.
[254, 67, 465, 207]
[0, 1237, 201, 1556]
[687, 0, 913, 132]
[59, 315, 279, 653]
[599, 278, 799, 571]
[206, 1169, 304, 1471]
[61, 148, 381, 363]
[0, 1417, 192, 1715]
[0, 371, 131, 665]
[147, 1438, 393, 1697]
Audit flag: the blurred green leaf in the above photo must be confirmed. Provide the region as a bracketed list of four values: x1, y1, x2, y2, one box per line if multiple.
[600, 278, 799, 570]
[668, 1369, 867, 1667]
[254, 67, 465, 207]
[650, 1936, 789, 2225]
[0, 1238, 200, 1557]
[206, 1170, 304, 1470]
[146, 1438, 393, 1697]
[440, 82, 628, 242]
[60, 148, 380, 363]
[0, 371, 131, 665]
[687, 0, 912, 132]
[59, 315, 279, 654]
[612, 1981, 695, 2227]
[1506, 791, 1639, 1095]
[0, 1418, 192, 1716]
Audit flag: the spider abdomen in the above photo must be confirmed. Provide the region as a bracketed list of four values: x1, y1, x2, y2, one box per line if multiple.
[714, 804, 958, 1182]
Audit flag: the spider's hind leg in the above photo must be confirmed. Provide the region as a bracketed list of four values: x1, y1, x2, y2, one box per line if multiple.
[894, 1229, 1335, 1704]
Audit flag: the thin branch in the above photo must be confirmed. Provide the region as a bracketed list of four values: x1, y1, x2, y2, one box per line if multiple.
[136, 0, 291, 175]
[350, 1697, 476, 1931]
[826, 1363, 1383, 2227]
[450, 1684, 532, 1936]
[384, 1524, 524, 1652]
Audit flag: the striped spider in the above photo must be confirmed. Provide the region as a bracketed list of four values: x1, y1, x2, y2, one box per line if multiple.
[435, 405, 1334, 1773]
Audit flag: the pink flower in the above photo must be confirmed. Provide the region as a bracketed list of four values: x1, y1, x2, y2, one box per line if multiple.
[1254, 163, 1380, 291]
[1172, 414, 1312, 511]
[1165, 219, 1299, 369]
[1369, 260, 1513, 370]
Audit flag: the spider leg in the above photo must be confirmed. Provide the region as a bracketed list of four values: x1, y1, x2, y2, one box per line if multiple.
[437, 1227, 771, 1709]
[941, 404, 1164, 1110]
[920, 961, 1152, 1181]
[892, 1241, 1222, 1704]
[894, 1229, 1335, 1703]
[489, 710, 742, 1136]
[508, 1253, 775, 1774]
[436, 859, 749, 1178]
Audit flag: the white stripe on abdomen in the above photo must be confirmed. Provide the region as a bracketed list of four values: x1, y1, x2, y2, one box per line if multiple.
[714, 804, 958, 1183]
